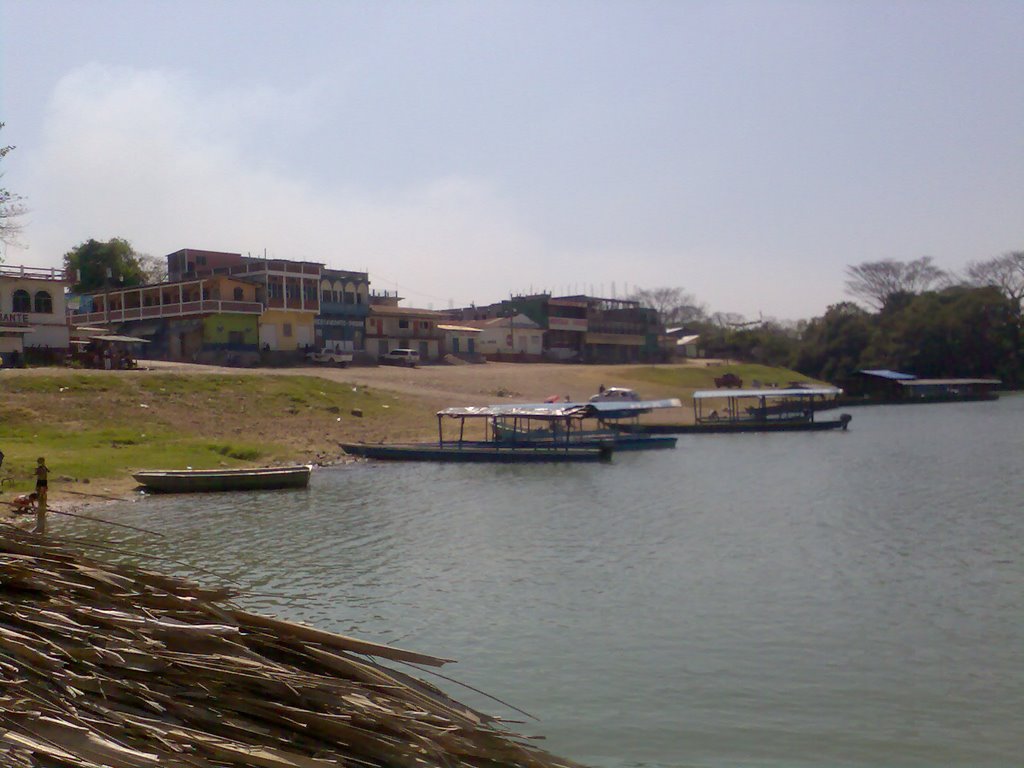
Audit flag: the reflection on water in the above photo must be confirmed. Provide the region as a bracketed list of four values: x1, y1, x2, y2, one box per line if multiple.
[59, 396, 1024, 768]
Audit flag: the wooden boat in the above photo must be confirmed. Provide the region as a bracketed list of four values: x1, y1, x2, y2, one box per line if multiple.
[613, 387, 852, 434]
[341, 442, 612, 463]
[133, 465, 312, 493]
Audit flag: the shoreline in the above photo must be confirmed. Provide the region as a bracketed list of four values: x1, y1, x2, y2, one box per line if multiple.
[1, 359, 778, 518]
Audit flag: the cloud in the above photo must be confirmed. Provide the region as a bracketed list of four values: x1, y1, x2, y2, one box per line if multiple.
[13, 64, 545, 307]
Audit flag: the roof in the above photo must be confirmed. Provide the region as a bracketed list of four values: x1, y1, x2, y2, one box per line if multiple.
[857, 369, 917, 380]
[90, 335, 151, 343]
[457, 315, 541, 330]
[436, 324, 483, 333]
[900, 378, 1001, 386]
[693, 387, 843, 400]
[369, 305, 447, 318]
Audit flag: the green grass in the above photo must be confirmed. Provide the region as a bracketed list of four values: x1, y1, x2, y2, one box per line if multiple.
[0, 372, 405, 492]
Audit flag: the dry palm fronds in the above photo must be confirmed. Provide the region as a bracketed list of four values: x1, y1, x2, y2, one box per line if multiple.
[0, 524, 581, 768]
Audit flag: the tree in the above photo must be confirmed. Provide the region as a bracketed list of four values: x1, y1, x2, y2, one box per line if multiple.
[792, 302, 874, 383]
[844, 256, 948, 310]
[64, 238, 149, 293]
[964, 251, 1024, 307]
[0, 122, 27, 249]
[629, 286, 706, 326]
[884, 286, 1018, 382]
[138, 252, 168, 284]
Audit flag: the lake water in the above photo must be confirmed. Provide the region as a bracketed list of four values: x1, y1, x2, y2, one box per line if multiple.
[58, 396, 1023, 767]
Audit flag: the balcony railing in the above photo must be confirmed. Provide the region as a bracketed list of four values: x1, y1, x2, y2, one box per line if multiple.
[73, 299, 263, 325]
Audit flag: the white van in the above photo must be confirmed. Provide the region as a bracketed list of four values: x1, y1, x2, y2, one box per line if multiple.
[379, 348, 420, 367]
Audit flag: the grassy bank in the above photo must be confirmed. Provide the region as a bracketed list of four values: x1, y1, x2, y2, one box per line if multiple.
[0, 370, 427, 497]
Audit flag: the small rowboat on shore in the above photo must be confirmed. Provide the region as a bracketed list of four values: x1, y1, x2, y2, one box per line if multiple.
[132, 465, 312, 493]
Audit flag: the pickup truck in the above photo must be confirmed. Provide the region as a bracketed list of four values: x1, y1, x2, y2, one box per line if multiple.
[305, 346, 353, 366]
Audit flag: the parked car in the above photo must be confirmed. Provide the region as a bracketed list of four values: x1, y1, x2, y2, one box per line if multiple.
[378, 348, 420, 367]
[306, 345, 353, 366]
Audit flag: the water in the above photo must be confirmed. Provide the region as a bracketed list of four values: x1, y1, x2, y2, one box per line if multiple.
[58, 397, 1023, 767]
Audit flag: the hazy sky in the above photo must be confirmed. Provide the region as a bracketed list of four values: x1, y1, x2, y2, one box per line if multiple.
[2, 1, 1021, 319]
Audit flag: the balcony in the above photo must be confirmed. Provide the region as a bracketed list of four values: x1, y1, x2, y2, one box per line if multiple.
[73, 298, 263, 325]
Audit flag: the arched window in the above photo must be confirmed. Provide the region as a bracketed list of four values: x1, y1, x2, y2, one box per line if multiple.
[35, 291, 54, 313]
[12, 290, 31, 312]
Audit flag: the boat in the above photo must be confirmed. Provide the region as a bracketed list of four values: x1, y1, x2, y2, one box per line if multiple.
[613, 387, 852, 434]
[340, 442, 612, 463]
[340, 398, 684, 463]
[132, 465, 312, 493]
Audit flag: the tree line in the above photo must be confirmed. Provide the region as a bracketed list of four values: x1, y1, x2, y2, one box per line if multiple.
[632, 253, 1024, 388]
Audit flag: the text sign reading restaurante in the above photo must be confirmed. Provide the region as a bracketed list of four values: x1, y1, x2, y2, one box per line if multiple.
[0, 313, 29, 324]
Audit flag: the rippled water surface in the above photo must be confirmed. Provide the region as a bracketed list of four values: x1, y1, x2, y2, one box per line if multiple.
[61, 396, 1023, 767]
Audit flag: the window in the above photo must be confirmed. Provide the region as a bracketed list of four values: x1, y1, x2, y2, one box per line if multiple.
[283, 323, 293, 337]
[228, 330, 244, 345]
[12, 290, 30, 312]
[399, 319, 409, 329]
[34, 291, 53, 314]
[233, 287, 244, 301]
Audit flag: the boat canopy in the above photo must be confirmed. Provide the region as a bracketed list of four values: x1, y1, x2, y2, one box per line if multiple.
[437, 398, 682, 419]
[692, 387, 842, 400]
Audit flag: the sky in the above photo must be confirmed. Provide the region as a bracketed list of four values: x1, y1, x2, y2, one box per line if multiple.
[1, 1, 1021, 320]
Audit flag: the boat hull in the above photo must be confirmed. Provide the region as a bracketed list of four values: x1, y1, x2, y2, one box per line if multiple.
[133, 465, 312, 493]
[341, 443, 612, 463]
[614, 415, 852, 434]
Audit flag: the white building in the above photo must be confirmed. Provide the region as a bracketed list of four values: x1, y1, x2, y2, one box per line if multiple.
[464, 314, 544, 357]
[0, 265, 70, 361]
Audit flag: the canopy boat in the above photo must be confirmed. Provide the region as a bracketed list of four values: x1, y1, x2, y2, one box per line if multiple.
[133, 465, 312, 493]
[484, 399, 682, 451]
[613, 388, 852, 434]
[340, 398, 683, 462]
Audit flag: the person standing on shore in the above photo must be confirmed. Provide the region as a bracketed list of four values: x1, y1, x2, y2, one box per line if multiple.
[33, 457, 48, 534]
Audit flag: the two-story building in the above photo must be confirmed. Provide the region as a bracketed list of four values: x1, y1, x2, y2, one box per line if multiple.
[71, 273, 264, 363]
[0, 265, 70, 365]
[364, 304, 445, 361]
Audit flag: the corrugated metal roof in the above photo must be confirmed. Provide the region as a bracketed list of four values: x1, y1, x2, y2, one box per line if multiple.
[693, 387, 842, 399]
[900, 378, 1001, 386]
[857, 369, 917, 380]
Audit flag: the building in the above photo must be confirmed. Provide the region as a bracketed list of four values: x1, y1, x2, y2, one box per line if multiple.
[0, 265, 70, 365]
[71, 274, 264, 363]
[447, 293, 665, 363]
[165, 249, 322, 352]
[364, 305, 446, 361]
[461, 314, 544, 359]
[437, 323, 484, 360]
[316, 269, 370, 352]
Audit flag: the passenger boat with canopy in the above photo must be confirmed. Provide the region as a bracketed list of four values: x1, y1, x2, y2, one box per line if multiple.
[613, 387, 852, 434]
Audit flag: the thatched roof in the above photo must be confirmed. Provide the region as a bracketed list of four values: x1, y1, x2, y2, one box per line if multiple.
[0, 524, 580, 768]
